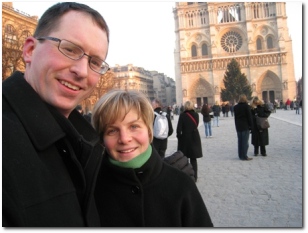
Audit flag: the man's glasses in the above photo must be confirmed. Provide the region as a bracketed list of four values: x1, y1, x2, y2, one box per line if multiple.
[36, 36, 109, 75]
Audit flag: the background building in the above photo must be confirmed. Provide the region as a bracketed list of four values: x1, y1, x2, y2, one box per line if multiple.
[111, 64, 176, 108]
[173, 2, 297, 107]
[2, 2, 38, 79]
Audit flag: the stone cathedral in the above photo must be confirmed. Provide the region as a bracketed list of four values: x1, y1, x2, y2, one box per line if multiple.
[173, 2, 297, 107]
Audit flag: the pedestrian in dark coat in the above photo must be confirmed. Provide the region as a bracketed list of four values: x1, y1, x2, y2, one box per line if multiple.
[92, 90, 213, 227]
[201, 103, 212, 138]
[234, 94, 253, 161]
[212, 101, 221, 126]
[230, 103, 235, 117]
[222, 104, 226, 117]
[250, 97, 271, 156]
[177, 101, 203, 181]
[225, 103, 230, 117]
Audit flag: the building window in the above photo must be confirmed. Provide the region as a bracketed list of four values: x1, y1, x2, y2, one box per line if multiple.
[200, 12, 204, 24]
[189, 13, 194, 26]
[191, 45, 197, 57]
[5, 24, 17, 44]
[267, 36, 273, 49]
[22, 30, 32, 38]
[202, 43, 208, 56]
[218, 4, 241, 23]
[256, 38, 262, 50]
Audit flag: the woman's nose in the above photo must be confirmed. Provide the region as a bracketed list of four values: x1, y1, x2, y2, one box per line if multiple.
[118, 130, 132, 144]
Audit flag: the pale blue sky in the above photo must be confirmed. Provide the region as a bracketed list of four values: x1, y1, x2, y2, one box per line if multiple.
[12, 1, 303, 81]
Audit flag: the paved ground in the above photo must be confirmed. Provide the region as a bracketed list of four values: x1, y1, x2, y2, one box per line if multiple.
[165, 108, 303, 228]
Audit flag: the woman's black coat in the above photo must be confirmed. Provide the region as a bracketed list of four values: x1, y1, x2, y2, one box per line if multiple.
[95, 149, 213, 227]
[251, 104, 271, 146]
[176, 110, 203, 159]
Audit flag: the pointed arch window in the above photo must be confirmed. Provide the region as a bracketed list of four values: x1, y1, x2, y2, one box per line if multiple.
[202, 44, 208, 56]
[191, 45, 197, 57]
[256, 38, 262, 50]
[189, 13, 194, 26]
[267, 36, 273, 49]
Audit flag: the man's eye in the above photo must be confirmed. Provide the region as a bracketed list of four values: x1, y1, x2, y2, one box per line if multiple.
[62, 45, 80, 55]
[90, 58, 102, 68]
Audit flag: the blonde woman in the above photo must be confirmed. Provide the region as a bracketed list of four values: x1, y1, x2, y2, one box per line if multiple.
[176, 101, 203, 181]
[250, 97, 271, 156]
[92, 90, 213, 227]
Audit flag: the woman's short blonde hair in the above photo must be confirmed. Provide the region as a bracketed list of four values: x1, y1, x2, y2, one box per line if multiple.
[92, 89, 154, 143]
[184, 101, 194, 111]
[238, 94, 248, 103]
[251, 96, 264, 107]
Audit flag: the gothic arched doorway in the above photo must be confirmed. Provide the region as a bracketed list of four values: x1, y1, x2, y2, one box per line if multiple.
[258, 70, 282, 103]
[190, 77, 214, 108]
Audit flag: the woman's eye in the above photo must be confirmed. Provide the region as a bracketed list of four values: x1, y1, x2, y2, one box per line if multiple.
[130, 124, 139, 130]
[106, 129, 117, 135]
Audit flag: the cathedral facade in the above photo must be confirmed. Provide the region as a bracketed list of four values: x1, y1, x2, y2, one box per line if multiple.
[173, 2, 297, 107]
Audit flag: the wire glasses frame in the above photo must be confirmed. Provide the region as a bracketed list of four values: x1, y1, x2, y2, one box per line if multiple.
[36, 36, 109, 75]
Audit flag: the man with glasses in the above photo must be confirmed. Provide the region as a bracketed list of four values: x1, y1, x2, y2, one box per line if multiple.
[3, 2, 109, 226]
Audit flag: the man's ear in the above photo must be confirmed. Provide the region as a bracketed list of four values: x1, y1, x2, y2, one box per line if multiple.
[23, 36, 36, 63]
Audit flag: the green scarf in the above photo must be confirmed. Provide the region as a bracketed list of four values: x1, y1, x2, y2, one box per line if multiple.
[109, 145, 152, 169]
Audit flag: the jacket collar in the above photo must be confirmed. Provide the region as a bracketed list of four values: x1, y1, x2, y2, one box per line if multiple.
[3, 72, 65, 150]
[102, 146, 163, 185]
[2, 71, 98, 151]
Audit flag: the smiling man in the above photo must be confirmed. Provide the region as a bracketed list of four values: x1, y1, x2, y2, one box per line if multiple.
[2, 2, 109, 227]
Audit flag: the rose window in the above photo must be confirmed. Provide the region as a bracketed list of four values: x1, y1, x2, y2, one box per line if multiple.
[221, 31, 243, 53]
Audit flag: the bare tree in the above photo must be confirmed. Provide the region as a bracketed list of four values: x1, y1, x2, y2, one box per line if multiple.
[81, 69, 117, 112]
[95, 69, 117, 99]
[2, 19, 31, 80]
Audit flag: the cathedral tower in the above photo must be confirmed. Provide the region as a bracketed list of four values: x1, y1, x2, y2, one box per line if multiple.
[173, 2, 296, 106]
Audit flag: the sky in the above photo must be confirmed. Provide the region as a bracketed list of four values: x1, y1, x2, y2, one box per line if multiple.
[11, 1, 303, 81]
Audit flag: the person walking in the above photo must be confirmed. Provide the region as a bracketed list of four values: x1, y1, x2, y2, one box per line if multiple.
[222, 103, 226, 117]
[177, 101, 203, 181]
[273, 100, 277, 113]
[201, 103, 212, 138]
[212, 101, 221, 127]
[234, 94, 253, 161]
[91, 90, 213, 227]
[2, 2, 110, 226]
[167, 105, 174, 120]
[250, 97, 271, 156]
[295, 99, 300, 114]
[268, 101, 274, 113]
[230, 103, 235, 117]
[225, 103, 230, 117]
[151, 98, 173, 158]
[280, 100, 283, 109]
[286, 98, 291, 110]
